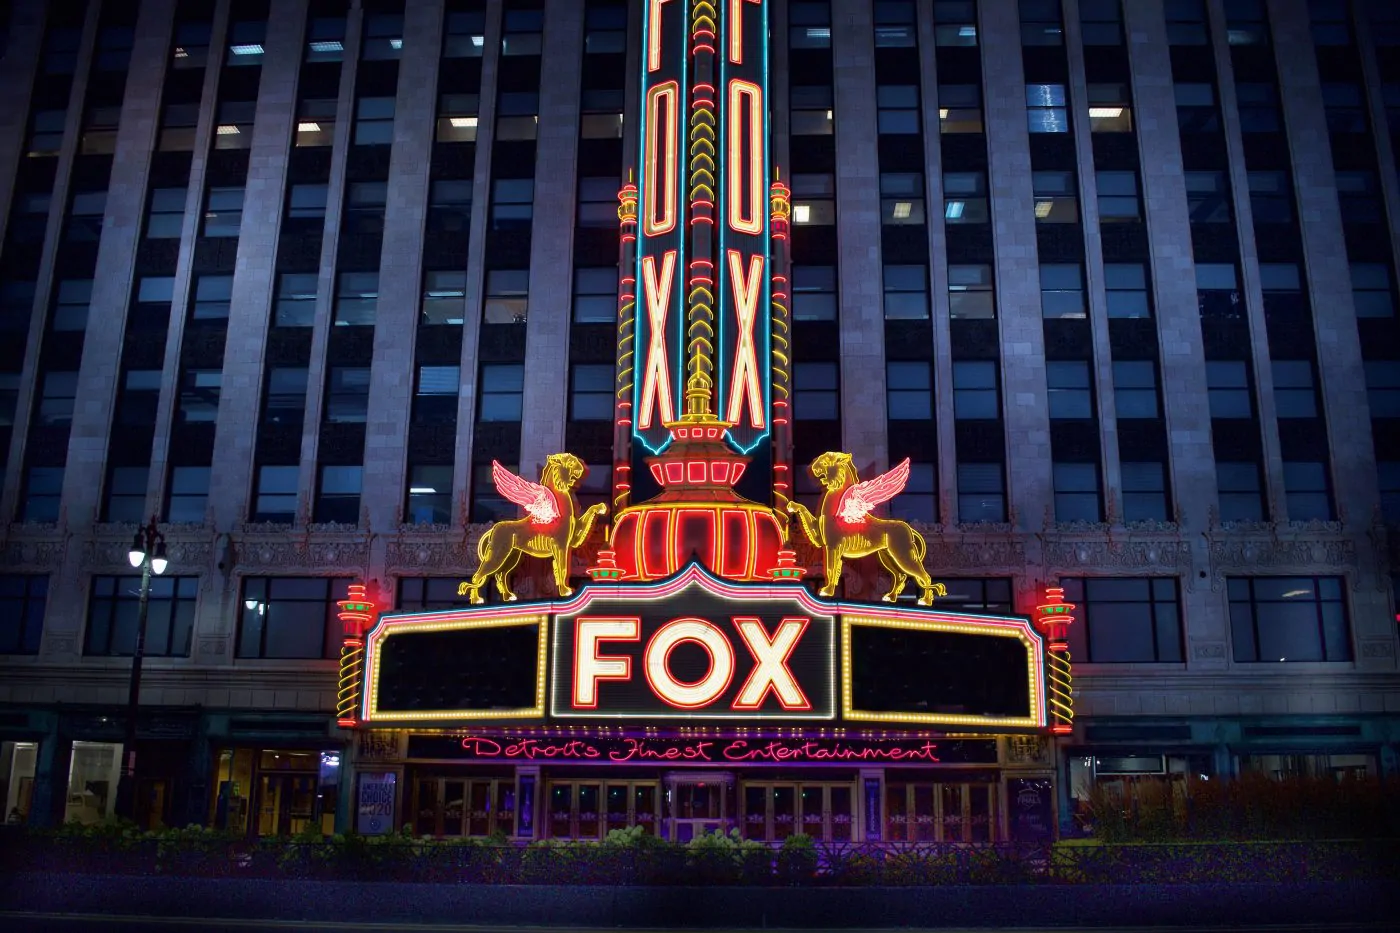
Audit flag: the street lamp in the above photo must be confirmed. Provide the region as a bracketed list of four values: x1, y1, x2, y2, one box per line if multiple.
[115, 516, 168, 822]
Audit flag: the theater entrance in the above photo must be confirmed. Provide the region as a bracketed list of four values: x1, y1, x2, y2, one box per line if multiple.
[664, 772, 732, 841]
[741, 780, 855, 842]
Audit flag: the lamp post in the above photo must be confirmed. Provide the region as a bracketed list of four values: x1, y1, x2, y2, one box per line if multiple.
[115, 516, 168, 822]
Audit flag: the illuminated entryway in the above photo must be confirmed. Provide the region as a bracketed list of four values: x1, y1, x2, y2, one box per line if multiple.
[547, 779, 660, 839]
[741, 780, 855, 842]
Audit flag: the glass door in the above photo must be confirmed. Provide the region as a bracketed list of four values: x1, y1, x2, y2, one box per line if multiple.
[413, 777, 515, 837]
[742, 781, 855, 842]
[549, 780, 660, 839]
[255, 773, 317, 836]
[884, 781, 1001, 843]
[668, 777, 726, 841]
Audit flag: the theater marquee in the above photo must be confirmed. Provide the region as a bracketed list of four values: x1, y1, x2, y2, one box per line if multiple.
[359, 564, 1047, 732]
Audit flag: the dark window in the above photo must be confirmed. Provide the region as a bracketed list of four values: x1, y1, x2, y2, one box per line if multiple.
[1206, 361, 1252, 418]
[414, 365, 459, 425]
[64, 190, 107, 243]
[585, 5, 627, 53]
[1217, 461, 1265, 522]
[937, 578, 1014, 614]
[1020, 0, 1065, 45]
[887, 362, 933, 420]
[570, 364, 614, 421]
[1185, 171, 1230, 223]
[80, 106, 120, 156]
[166, 466, 210, 523]
[944, 171, 988, 224]
[52, 279, 92, 332]
[576, 177, 614, 228]
[422, 271, 467, 326]
[285, 184, 328, 234]
[472, 462, 516, 522]
[1054, 462, 1100, 522]
[353, 96, 395, 146]
[1033, 171, 1078, 224]
[934, 1, 979, 46]
[86, 576, 199, 658]
[496, 92, 539, 140]
[315, 465, 361, 524]
[343, 182, 387, 234]
[1, 281, 35, 333]
[264, 368, 309, 426]
[202, 187, 244, 238]
[23, 467, 63, 522]
[1165, 0, 1209, 44]
[118, 369, 162, 427]
[1377, 462, 1400, 523]
[877, 85, 920, 135]
[1064, 577, 1183, 662]
[325, 368, 370, 423]
[1337, 171, 1383, 224]
[1309, 0, 1352, 46]
[275, 273, 318, 327]
[362, 13, 404, 61]
[334, 272, 378, 326]
[1365, 361, 1400, 417]
[573, 267, 617, 323]
[170, 21, 211, 69]
[103, 465, 148, 523]
[1197, 263, 1242, 319]
[884, 264, 929, 319]
[478, 364, 524, 422]
[1097, 171, 1140, 222]
[26, 109, 66, 157]
[0, 575, 47, 655]
[38, 371, 78, 426]
[1283, 460, 1333, 521]
[178, 370, 221, 423]
[158, 103, 199, 152]
[1272, 360, 1318, 419]
[577, 464, 611, 511]
[1047, 361, 1093, 418]
[427, 180, 473, 234]
[407, 466, 454, 525]
[953, 361, 999, 419]
[1236, 82, 1281, 132]
[502, 8, 544, 56]
[191, 274, 232, 321]
[794, 362, 838, 420]
[1122, 462, 1169, 522]
[1175, 83, 1219, 132]
[875, 0, 917, 47]
[254, 465, 299, 523]
[889, 462, 935, 523]
[1105, 263, 1151, 318]
[1224, 0, 1269, 45]
[493, 178, 535, 230]
[1352, 263, 1395, 318]
[398, 577, 473, 611]
[792, 265, 837, 322]
[958, 463, 1006, 523]
[1027, 84, 1069, 133]
[237, 577, 352, 660]
[949, 264, 994, 318]
[1040, 264, 1085, 319]
[1229, 576, 1350, 662]
[1248, 171, 1293, 224]
[1113, 361, 1159, 418]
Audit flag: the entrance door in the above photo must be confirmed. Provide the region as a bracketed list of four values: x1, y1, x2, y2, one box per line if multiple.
[667, 776, 728, 841]
[885, 781, 1000, 842]
[256, 773, 318, 836]
[547, 780, 660, 839]
[413, 778, 515, 837]
[741, 781, 854, 842]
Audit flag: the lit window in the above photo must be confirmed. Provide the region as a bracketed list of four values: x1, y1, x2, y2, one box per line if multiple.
[1020, 0, 1064, 45]
[443, 10, 486, 58]
[939, 84, 983, 134]
[422, 271, 466, 326]
[791, 173, 836, 225]
[881, 172, 925, 225]
[1032, 171, 1077, 224]
[294, 99, 337, 148]
[789, 2, 832, 49]
[306, 17, 346, 62]
[362, 14, 405, 60]
[1026, 84, 1068, 133]
[944, 171, 989, 224]
[934, 1, 978, 46]
[225, 20, 266, 66]
[502, 9, 544, 56]
[484, 270, 528, 324]
[170, 21, 211, 69]
[792, 85, 834, 136]
[948, 264, 994, 319]
[1087, 83, 1132, 131]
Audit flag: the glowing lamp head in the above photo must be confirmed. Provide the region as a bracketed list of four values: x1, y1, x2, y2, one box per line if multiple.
[337, 582, 378, 638]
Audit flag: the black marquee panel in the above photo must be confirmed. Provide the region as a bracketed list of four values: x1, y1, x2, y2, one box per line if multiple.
[848, 626, 1033, 719]
[375, 625, 539, 714]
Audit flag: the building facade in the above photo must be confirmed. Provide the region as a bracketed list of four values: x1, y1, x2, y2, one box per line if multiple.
[1, 0, 1399, 839]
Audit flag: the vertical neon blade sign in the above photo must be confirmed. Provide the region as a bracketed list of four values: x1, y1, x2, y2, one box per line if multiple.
[634, 0, 689, 455]
[718, 0, 771, 454]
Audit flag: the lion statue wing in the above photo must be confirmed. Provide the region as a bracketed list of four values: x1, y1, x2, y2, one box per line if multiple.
[836, 457, 911, 523]
[492, 460, 560, 525]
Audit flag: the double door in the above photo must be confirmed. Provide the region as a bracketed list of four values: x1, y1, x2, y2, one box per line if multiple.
[414, 777, 515, 837]
[742, 781, 854, 842]
[885, 781, 1000, 843]
[547, 779, 659, 839]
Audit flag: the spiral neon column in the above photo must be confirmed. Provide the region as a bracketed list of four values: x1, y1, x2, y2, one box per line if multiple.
[335, 583, 376, 727]
[769, 175, 792, 522]
[1035, 585, 1075, 735]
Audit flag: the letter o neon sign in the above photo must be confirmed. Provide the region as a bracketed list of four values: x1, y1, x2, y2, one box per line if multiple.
[644, 618, 735, 708]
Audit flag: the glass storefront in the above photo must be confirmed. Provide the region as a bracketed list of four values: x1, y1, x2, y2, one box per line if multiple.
[1238, 752, 1376, 780]
[548, 779, 659, 839]
[2, 741, 39, 824]
[1067, 752, 1212, 834]
[885, 779, 1000, 843]
[413, 776, 516, 837]
[209, 747, 340, 836]
[741, 781, 855, 842]
[65, 741, 121, 825]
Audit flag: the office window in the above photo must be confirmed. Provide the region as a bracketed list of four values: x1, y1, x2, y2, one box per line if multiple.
[958, 463, 1006, 523]
[26, 109, 66, 157]
[305, 16, 347, 62]
[1054, 462, 1100, 522]
[1378, 462, 1400, 523]
[938, 579, 1014, 614]
[877, 85, 919, 135]
[437, 93, 480, 143]
[1351, 263, 1395, 318]
[0, 575, 47, 655]
[202, 187, 244, 238]
[1186, 171, 1230, 223]
[158, 103, 199, 151]
[1166, 0, 1208, 44]
[407, 465, 454, 526]
[1197, 263, 1242, 318]
[444, 9, 486, 58]
[1026, 84, 1068, 133]
[10, 192, 51, 244]
[51, 279, 92, 331]
[22, 467, 64, 523]
[1337, 171, 1383, 224]
[214, 101, 254, 150]
[398, 577, 472, 611]
[315, 465, 361, 524]
[43, 26, 83, 74]
[103, 466, 147, 523]
[792, 266, 837, 321]
[1283, 461, 1333, 521]
[1033, 171, 1077, 224]
[1087, 83, 1132, 132]
[1322, 83, 1367, 134]
[37, 371, 78, 426]
[413, 365, 459, 425]
[238, 578, 352, 660]
[502, 8, 544, 56]
[343, 182, 387, 235]
[484, 270, 528, 325]
[64, 190, 107, 242]
[353, 97, 395, 146]
[190, 275, 232, 322]
[584, 5, 627, 53]
[284, 183, 328, 235]
[169, 19, 212, 68]
[1225, 0, 1269, 45]
[949, 264, 995, 319]
[1064, 578, 1183, 663]
[1097, 171, 1140, 222]
[426, 181, 473, 236]
[86, 576, 199, 658]
[874, 1, 916, 47]
[471, 462, 518, 522]
[495, 93, 540, 143]
[1113, 361, 1159, 418]
[1371, 0, 1400, 45]
[1020, 0, 1064, 45]
[1104, 264, 1151, 318]
[789, 2, 832, 49]
[1229, 577, 1349, 663]
[953, 361, 999, 419]
[1206, 361, 1252, 418]
[570, 267, 617, 324]
[1080, 0, 1123, 45]
[570, 365, 614, 421]
[577, 464, 612, 511]
[934, 1, 978, 45]
[575, 176, 617, 228]
[1, 280, 34, 333]
[889, 463, 935, 523]
[939, 85, 983, 134]
[944, 172, 988, 224]
[178, 370, 220, 423]
[1123, 461, 1170, 522]
[334, 272, 378, 326]
[478, 364, 524, 422]
[792, 85, 834, 136]
[881, 173, 925, 225]
[1247, 171, 1292, 224]
[1236, 83, 1282, 133]
[1261, 264, 1306, 324]
[1047, 361, 1092, 418]
[264, 368, 309, 426]
[887, 362, 932, 421]
[794, 363, 839, 420]
[1272, 361, 1318, 418]
[1175, 83, 1219, 132]
[225, 20, 266, 66]
[275, 273, 318, 327]
[325, 368, 370, 423]
[421, 271, 466, 326]
[362, 13, 404, 60]
[884, 265, 929, 320]
[1217, 462, 1265, 522]
[253, 465, 299, 522]
[80, 106, 120, 156]
[166, 466, 210, 524]
[492, 178, 535, 230]
[1040, 264, 1085, 319]
[791, 174, 836, 225]
[295, 100, 337, 148]
[1364, 361, 1400, 417]
[1309, 0, 1351, 46]
[118, 369, 162, 426]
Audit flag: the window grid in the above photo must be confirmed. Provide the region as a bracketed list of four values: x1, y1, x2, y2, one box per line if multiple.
[1063, 577, 1183, 663]
[1228, 576, 1350, 662]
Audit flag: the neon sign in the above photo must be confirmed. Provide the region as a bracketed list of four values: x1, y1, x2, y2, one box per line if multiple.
[443, 735, 970, 765]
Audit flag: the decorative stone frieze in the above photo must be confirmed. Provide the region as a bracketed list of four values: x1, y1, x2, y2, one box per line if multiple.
[3, 535, 66, 570]
[233, 532, 370, 574]
[1205, 532, 1358, 592]
[1192, 642, 1227, 660]
[1042, 537, 1193, 573]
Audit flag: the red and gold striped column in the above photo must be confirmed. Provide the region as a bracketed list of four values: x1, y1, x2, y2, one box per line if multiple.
[335, 583, 377, 728]
[1035, 585, 1076, 735]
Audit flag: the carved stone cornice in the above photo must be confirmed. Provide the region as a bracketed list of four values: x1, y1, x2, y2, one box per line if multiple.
[80, 534, 213, 572]
[2, 536, 66, 570]
[233, 530, 370, 574]
[1042, 537, 1193, 574]
[384, 525, 488, 575]
[1205, 532, 1358, 592]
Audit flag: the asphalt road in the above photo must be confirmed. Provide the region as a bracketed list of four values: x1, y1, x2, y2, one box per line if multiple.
[1, 916, 1394, 933]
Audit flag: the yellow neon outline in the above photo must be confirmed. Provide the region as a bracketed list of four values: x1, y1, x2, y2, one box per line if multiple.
[724, 249, 766, 428]
[643, 81, 680, 236]
[727, 79, 764, 235]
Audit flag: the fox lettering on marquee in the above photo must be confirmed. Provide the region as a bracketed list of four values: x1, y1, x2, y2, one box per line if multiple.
[573, 615, 810, 712]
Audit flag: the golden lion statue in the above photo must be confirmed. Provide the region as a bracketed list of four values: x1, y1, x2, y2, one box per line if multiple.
[460, 453, 607, 603]
[787, 452, 944, 606]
